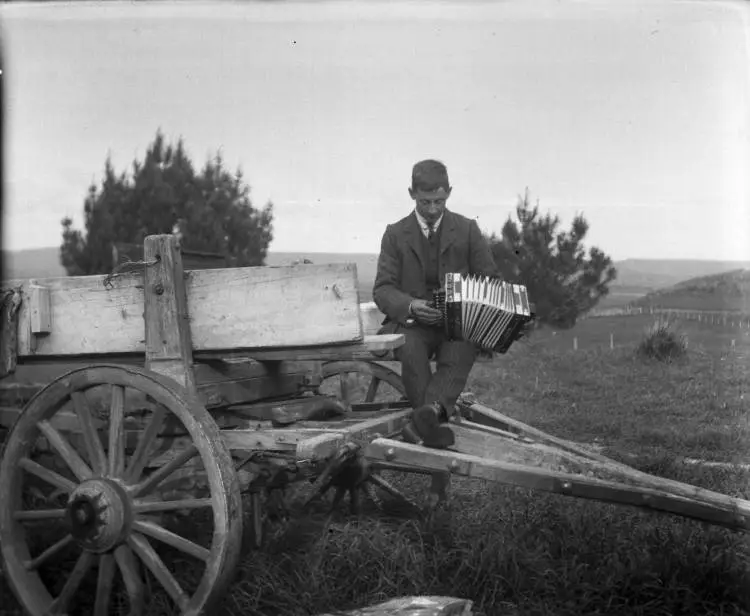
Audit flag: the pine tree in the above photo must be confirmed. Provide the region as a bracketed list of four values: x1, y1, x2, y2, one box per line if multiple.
[60, 129, 273, 275]
[487, 189, 617, 328]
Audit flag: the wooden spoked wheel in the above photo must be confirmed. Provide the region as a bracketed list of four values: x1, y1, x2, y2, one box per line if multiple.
[0, 364, 242, 616]
[318, 360, 407, 409]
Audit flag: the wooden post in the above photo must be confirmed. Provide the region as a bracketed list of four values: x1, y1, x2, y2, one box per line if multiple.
[610, 333, 614, 350]
[573, 337, 578, 351]
[0, 289, 22, 377]
[143, 235, 198, 394]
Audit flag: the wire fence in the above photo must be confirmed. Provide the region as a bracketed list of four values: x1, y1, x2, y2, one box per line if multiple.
[584, 306, 750, 329]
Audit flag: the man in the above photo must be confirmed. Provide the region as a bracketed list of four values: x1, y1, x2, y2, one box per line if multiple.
[373, 159, 499, 449]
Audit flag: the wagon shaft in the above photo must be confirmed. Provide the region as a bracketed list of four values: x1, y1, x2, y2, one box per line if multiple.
[354, 399, 750, 532]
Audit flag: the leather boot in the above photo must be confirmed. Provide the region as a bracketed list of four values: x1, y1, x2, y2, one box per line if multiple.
[402, 401, 455, 449]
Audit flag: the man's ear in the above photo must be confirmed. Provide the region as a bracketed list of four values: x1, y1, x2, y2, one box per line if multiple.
[408, 187, 416, 200]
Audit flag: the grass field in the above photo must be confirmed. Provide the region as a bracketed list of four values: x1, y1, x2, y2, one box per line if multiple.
[2, 314, 750, 615]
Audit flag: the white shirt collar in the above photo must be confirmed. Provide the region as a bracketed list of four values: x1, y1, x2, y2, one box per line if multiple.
[414, 209, 444, 238]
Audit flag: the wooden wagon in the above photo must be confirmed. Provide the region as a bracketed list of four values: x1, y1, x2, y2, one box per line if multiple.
[1, 234, 749, 616]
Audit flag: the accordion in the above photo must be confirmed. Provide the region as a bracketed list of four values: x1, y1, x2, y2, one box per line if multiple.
[431, 273, 534, 354]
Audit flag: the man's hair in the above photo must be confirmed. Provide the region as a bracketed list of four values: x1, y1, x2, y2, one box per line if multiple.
[411, 159, 450, 192]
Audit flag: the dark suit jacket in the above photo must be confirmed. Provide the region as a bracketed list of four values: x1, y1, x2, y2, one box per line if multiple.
[372, 209, 499, 328]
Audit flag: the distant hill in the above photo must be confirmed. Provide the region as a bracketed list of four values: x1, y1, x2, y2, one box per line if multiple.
[613, 259, 750, 287]
[2, 247, 67, 281]
[4, 246, 750, 308]
[630, 269, 750, 313]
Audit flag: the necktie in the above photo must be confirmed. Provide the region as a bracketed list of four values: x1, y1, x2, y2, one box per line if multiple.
[427, 223, 435, 240]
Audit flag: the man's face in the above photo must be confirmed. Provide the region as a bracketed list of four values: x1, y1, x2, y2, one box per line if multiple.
[409, 186, 451, 225]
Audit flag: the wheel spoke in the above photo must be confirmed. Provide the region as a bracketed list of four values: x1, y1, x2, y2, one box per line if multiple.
[94, 553, 116, 616]
[365, 376, 381, 402]
[368, 473, 421, 507]
[130, 444, 198, 498]
[132, 519, 211, 561]
[108, 385, 126, 478]
[114, 544, 145, 615]
[124, 405, 167, 484]
[24, 534, 74, 571]
[48, 549, 95, 614]
[71, 391, 108, 476]
[14, 508, 66, 522]
[133, 497, 212, 514]
[37, 420, 93, 482]
[339, 373, 351, 406]
[251, 492, 263, 548]
[19, 457, 77, 493]
[129, 533, 190, 611]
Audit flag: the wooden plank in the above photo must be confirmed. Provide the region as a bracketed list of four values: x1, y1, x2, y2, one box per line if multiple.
[449, 424, 597, 475]
[315, 596, 474, 616]
[294, 409, 413, 461]
[1, 288, 22, 377]
[143, 235, 197, 392]
[0, 383, 41, 406]
[29, 285, 52, 334]
[221, 428, 343, 452]
[186, 261, 362, 351]
[7, 254, 363, 357]
[0, 362, 314, 409]
[196, 334, 404, 362]
[359, 301, 385, 336]
[365, 439, 750, 531]
[458, 396, 640, 467]
[0, 359, 315, 409]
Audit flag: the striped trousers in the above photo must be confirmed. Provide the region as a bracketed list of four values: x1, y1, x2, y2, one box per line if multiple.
[393, 323, 478, 415]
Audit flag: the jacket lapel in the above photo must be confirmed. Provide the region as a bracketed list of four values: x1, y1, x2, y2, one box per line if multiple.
[439, 210, 457, 256]
[404, 211, 425, 271]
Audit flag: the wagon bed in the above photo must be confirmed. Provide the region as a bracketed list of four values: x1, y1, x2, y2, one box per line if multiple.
[1, 234, 749, 616]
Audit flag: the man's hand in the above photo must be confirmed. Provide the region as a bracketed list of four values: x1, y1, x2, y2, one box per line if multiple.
[409, 299, 443, 326]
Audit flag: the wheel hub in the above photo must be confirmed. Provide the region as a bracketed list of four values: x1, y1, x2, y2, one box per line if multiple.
[66, 479, 132, 552]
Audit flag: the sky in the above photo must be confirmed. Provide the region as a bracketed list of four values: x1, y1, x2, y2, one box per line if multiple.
[2, 0, 749, 261]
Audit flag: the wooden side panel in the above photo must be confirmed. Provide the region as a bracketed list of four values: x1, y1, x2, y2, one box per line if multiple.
[185, 263, 362, 351]
[6, 261, 363, 357]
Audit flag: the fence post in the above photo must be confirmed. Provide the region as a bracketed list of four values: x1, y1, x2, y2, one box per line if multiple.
[610, 333, 614, 350]
[573, 337, 578, 351]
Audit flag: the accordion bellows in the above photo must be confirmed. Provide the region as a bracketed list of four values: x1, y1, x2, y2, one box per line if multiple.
[432, 273, 533, 353]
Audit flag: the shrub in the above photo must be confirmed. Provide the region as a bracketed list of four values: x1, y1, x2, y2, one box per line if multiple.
[637, 318, 687, 363]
